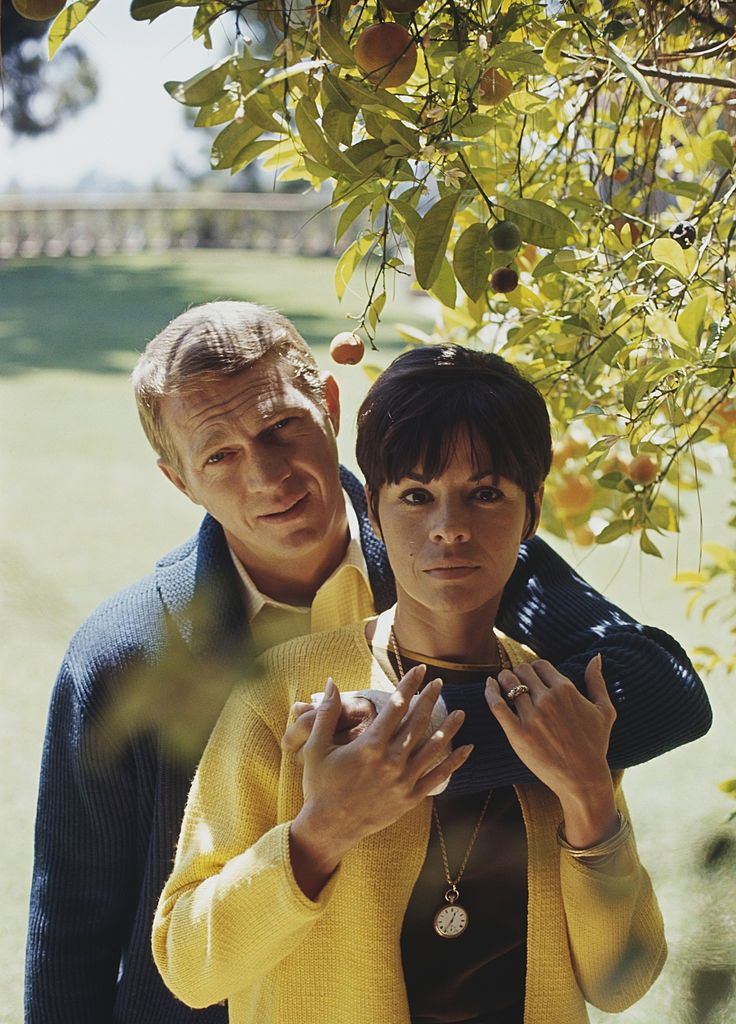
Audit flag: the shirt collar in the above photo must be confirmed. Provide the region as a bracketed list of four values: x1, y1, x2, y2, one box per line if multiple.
[229, 488, 370, 623]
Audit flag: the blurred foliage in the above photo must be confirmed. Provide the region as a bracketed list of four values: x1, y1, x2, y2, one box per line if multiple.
[1, 0, 97, 136]
[51, 0, 736, 672]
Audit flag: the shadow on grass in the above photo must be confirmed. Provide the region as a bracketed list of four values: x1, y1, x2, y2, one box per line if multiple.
[0, 255, 416, 376]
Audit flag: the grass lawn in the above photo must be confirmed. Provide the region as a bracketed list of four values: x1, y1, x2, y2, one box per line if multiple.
[1, 251, 734, 1024]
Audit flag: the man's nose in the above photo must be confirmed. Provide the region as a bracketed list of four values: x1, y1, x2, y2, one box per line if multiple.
[244, 446, 291, 492]
[430, 501, 471, 543]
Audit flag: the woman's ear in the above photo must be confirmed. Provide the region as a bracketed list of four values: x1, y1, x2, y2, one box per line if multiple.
[364, 484, 383, 541]
[523, 485, 545, 541]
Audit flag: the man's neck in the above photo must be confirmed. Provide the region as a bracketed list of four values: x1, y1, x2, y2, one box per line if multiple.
[229, 517, 351, 607]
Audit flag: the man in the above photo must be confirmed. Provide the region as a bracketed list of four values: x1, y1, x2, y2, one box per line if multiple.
[26, 301, 711, 1024]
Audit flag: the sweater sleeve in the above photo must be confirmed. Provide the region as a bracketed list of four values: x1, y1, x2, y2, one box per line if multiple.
[497, 535, 712, 766]
[152, 685, 339, 1010]
[559, 789, 667, 1012]
[25, 658, 139, 1024]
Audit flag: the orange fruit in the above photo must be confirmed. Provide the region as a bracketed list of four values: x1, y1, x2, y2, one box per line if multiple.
[611, 217, 642, 244]
[478, 68, 513, 106]
[354, 24, 417, 89]
[330, 332, 365, 365]
[11, 0, 65, 18]
[627, 455, 659, 485]
[613, 166, 629, 183]
[556, 476, 595, 515]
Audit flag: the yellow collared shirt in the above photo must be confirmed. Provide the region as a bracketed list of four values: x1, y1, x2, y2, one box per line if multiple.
[229, 491, 375, 656]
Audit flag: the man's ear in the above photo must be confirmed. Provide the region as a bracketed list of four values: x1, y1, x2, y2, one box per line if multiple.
[364, 484, 382, 541]
[320, 372, 341, 435]
[157, 459, 201, 505]
[524, 485, 544, 541]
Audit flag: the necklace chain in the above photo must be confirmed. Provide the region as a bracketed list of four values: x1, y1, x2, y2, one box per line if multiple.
[387, 623, 508, 895]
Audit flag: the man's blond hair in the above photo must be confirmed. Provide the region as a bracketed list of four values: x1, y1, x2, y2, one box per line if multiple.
[132, 301, 324, 471]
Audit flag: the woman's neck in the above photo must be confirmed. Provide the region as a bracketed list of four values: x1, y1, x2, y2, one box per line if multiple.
[392, 600, 500, 665]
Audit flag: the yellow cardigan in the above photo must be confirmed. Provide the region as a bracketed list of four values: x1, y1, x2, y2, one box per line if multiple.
[153, 621, 666, 1024]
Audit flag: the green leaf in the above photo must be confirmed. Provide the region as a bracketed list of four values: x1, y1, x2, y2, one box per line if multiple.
[323, 104, 355, 148]
[318, 16, 356, 68]
[130, 0, 198, 23]
[295, 98, 330, 165]
[491, 42, 545, 75]
[165, 57, 234, 106]
[230, 139, 279, 175]
[334, 236, 372, 300]
[677, 295, 708, 347]
[595, 520, 631, 544]
[450, 112, 496, 138]
[542, 27, 571, 71]
[414, 195, 459, 290]
[194, 96, 240, 128]
[603, 41, 676, 111]
[241, 60, 329, 104]
[48, 0, 100, 59]
[650, 237, 690, 280]
[429, 257, 457, 309]
[453, 222, 492, 301]
[193, 4, 225, 48]
[363, 364, 383, 383]
[336, 193, 374, 242]
[640, 531, 663, 557]
[704, 130, 735, 170]
[498, 198, 579, 248]
[210, 119, 262, 170]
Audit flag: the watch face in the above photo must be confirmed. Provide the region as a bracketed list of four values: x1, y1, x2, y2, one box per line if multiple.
[434, 903, 468, 938]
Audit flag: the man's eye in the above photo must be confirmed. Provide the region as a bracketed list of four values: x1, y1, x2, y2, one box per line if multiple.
[269, 417, 295, 434]
[205, 451, 228, 465]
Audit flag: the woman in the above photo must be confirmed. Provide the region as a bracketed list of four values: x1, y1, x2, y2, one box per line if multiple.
[152, 345, 666, 1024]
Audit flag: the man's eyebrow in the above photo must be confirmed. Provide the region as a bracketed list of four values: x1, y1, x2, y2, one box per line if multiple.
[191, 431, 230, 460]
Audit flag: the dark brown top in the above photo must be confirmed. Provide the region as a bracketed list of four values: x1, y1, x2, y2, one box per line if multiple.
[390, 652, 528, 1024]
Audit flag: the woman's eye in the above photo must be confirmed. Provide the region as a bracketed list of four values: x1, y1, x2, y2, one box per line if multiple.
[474, 487, 502, 503]
[401, 489, 432, 505]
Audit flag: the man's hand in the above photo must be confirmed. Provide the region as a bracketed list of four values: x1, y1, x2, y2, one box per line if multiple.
[281, 695, 377, 754]
[288, 668, 471, 899]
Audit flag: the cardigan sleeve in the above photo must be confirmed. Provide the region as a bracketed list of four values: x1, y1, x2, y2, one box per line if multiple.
[25, 657, 139, 1024]
[559, 789, 667, 1013]
[497, 535, 711, 767]
[152, 684, 340, 1010]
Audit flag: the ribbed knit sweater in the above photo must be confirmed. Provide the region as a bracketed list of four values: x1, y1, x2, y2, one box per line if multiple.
[153, 623, 667, 1023]
[26, 468, 708, 1024]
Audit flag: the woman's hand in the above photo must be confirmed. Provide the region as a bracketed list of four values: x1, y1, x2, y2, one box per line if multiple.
[485, 655, 619, 848]
[289, 667, 471, 898]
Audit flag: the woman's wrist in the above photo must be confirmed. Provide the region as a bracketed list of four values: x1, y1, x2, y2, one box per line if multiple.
[557, 774, 619, 850]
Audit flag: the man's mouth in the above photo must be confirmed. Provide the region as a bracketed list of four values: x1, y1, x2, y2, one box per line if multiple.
[259, 493, 310, 521]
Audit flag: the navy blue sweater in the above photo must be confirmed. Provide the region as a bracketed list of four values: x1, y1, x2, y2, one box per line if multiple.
[25, 468, 710, 1024]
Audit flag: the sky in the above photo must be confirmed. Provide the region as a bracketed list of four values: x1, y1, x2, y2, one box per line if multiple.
[0, 2, 233, 191]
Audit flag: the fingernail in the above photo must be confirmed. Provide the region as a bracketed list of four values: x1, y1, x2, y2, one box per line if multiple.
[595, 653, 603, 670]
[415, 664, 427, 679]
[431, 677, 443, 691]
[462, 744, 474, 757]
[324, 677, 335, 698]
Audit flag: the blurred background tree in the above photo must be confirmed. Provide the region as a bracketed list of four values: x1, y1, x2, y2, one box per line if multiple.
[1, 0, 98, 135]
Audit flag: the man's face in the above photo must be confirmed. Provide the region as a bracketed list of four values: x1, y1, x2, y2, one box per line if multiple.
[158, 355, 344, 581]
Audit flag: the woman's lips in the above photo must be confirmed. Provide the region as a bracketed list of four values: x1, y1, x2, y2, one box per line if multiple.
[423, 565, 480, 580]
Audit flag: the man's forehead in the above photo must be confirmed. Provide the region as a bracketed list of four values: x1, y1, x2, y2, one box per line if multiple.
[166, 361, 311, 433]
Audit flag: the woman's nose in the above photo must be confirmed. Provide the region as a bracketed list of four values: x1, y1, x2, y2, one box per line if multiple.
[430, 503, 471, 544]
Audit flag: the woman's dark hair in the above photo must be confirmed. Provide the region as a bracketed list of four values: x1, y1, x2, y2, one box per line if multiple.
[356, 345, 552, 537]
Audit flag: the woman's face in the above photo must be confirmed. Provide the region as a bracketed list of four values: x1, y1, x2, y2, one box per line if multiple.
[369, 433, 543, 621]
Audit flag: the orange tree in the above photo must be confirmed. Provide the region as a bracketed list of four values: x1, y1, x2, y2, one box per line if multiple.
[51, 0, 735, 674]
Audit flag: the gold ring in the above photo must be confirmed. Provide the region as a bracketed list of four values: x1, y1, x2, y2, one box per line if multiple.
[506, 684, 530, 701]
